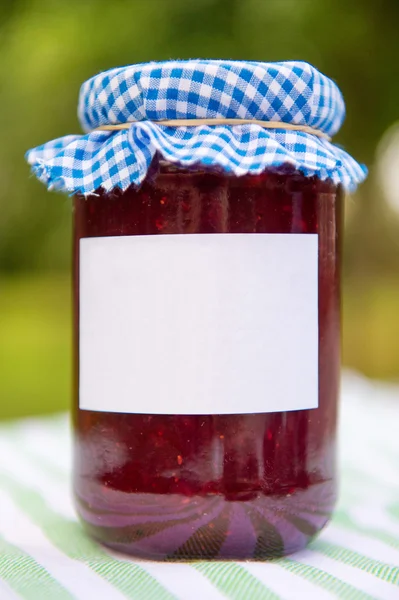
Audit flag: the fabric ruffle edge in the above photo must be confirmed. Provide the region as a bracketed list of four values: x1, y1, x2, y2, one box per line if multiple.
[26, 123, 367, 195]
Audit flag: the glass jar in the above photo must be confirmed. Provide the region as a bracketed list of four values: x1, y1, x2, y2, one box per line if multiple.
[72, 162, 342, 560]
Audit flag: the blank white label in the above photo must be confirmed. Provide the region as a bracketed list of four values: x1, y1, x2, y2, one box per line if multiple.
[79, 233, 318, 415]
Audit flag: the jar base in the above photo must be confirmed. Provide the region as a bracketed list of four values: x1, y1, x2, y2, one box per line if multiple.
[75, 481, 335, 560]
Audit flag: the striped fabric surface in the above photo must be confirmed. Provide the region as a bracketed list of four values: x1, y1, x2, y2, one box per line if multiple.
[0, 372, 398, 600]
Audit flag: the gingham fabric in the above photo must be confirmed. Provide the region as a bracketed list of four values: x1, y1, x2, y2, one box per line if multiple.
[0, 372, 398, 600]
[26, 60, 367, 195]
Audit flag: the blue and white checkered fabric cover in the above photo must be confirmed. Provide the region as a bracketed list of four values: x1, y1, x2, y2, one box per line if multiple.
[26, 60, 366, 194]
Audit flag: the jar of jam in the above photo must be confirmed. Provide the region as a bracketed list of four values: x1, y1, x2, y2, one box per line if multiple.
[26, 60, 366, 560]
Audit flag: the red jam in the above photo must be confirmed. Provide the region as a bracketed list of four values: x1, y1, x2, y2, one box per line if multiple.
[73, 163, 342, 559]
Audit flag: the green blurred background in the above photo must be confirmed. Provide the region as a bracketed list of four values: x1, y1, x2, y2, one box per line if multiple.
[1, 0, 399, 419]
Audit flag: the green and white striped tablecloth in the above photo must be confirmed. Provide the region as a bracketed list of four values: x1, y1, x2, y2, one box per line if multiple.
[0, 372, 398, 600]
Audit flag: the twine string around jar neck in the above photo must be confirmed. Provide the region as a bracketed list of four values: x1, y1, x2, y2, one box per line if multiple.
[93, 118, 331, 141]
